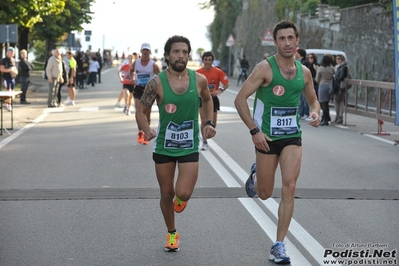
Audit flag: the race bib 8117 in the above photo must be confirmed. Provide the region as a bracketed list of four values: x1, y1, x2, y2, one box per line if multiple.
[270, 107, 299, 136]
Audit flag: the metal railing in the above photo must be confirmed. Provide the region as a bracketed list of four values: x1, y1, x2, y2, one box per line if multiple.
[344, 79, 396, 125]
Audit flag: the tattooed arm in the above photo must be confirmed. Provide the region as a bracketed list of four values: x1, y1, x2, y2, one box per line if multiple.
[135, 78, 159, 141]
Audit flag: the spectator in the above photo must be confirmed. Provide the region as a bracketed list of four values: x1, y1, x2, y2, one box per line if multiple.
[65, 51, 77, 105]
[87, 56, 100, 87]
[161, 57, 168, 71]
[75, 52, 85, 89]
[332, 54, 350, 125]
[297, 48, 312, 120]
[96, 49, 103, 83]
[0, 47, 18, 111]
[315, 54, 335, 126]
[213, 58, 220, 68]
[237, 55, 249, 86]
[45, 49, 64, 107]
[307, 53, 320, 98]
[18, 49, 33, 104]
[57, 58, 67, 107]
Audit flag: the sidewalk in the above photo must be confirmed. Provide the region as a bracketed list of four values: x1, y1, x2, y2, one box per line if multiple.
[331, 111, 399, 145]
[5, 74, 50, 132]
[3, 76, 399, 145]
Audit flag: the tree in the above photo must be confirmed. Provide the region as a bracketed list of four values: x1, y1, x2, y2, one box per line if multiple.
[0, 0, 64, 59]
[201, 0, 242, 72]
[196, 48, 205, 59]
[33, 0, 94, 56]
[0, 0, 94, 57]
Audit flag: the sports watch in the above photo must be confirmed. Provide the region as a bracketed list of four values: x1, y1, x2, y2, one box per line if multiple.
[206, 120, 215, 128]
[250, 127, 260, 136]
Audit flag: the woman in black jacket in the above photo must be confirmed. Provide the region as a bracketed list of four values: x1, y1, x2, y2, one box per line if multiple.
[333, 54, 349, 124]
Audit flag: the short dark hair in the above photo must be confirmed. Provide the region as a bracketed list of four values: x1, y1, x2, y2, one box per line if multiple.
[201, 51, 215, 61]
[297, 48, 306, 58]
[163, 35, 191, 65]
[272, 20, 299, 41]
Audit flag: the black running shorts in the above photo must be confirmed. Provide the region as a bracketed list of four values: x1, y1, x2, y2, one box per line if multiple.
[153, 152, 199, 164]
[256, 137, 302, 156]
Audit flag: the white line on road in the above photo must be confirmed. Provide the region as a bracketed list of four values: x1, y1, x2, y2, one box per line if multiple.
[362, 133, 397, 146]
[0, 112, 49, 150]
[206, 139, 342, 265]
[205, 139, 315, 265]
[79, 107, 99, 112]
[239, 198, 313, 266]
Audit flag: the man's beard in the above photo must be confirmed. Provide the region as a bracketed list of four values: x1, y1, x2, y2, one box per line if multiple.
[169, 60, 187, 72]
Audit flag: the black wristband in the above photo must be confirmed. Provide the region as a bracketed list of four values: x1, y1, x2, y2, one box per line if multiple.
[250, 127, 260, 136]
[206, 120, 215, 128]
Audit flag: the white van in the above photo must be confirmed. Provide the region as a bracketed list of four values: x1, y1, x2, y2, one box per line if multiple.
[305, 49, 347, 64]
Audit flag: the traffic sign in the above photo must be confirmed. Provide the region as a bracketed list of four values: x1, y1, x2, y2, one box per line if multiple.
[262, 28, 274, 46]
[0, 24, 18, 43]
[226, 34, 235, 47]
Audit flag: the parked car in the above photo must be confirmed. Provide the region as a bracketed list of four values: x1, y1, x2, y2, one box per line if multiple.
[305, 49, 347, 64]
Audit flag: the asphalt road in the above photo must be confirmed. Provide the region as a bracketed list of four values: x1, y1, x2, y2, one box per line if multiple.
[0, 68, 398, 266]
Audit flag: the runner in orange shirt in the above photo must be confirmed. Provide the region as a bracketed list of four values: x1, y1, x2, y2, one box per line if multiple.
[196, 51, 229, 150]
[117, 54, 134, 115]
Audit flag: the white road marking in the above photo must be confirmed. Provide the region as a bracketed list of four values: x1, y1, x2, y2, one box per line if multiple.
[0, 112, 49, 149]
[239, 198, 312, 266]
[79, 107, 99, 112]
[202, 139, 339, 265]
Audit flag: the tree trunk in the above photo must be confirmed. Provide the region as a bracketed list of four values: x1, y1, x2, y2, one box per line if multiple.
[19, 27, 30, 52]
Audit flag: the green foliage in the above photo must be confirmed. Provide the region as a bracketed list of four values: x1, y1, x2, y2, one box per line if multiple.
[275, 0, 383, 20]
[0, 0, 94, 55]
[275, 0, 303, 20]
[30, 40, 46, 63]
[196, 48, 205, 59]
[328, 0, 379, 8]
[303, 0, 321, 16]
[34, 0, 94, 39]
[202, 0, 242, 69]
[0, 0, 64, 27]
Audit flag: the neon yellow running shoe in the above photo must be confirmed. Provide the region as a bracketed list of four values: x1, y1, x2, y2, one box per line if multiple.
[164, 232, 180, 252]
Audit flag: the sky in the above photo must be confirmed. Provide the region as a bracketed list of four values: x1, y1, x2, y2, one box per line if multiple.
[76, 0, 215, 59]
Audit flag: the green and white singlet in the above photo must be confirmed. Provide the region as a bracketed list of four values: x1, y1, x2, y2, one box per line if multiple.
[154, 69, 201, 156]
[253, 56, 305, 141]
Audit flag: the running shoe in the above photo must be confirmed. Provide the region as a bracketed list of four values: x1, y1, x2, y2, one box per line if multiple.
[245, 163, 257, 197]
[66, 100, 74, 106]
[126, 109, 131, 116]
[115, 102, 122, 108]
[269, 242, 291, 264]
[164, 232, 180, 252]
[173, 196, 187, 213]
[123, 106, 127, 114]
[201, 142, 208, 151]
[142, 138, 149, 145]
[137, 131, 144, 144]
[6, 104, 12, 112]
